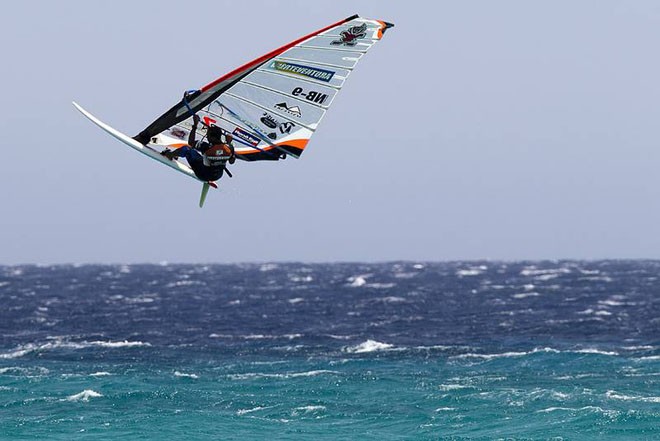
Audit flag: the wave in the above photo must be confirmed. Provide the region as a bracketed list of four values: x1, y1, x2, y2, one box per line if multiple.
[0, 339, 151, 359]
[345, 340, 394, 354]
[174, 371, 199, 379]
[536, 406, 614, 414]
[453, 346, 623, 361]
[294, 405, 326, 413]
[66, 390, 103, 402]
[453, 347, 561, 360]
[573, 348, 619, 356]
[229, 370, 339, 380]
[208, 334, 302, 340]
[438, 384, 472, 391]
[606, 390, 660, 403]
[237, 406, 271, 416]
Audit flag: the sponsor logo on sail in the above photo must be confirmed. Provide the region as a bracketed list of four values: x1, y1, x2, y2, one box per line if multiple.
[169, 128, 186, 139]
[270, 61, 335, 83]
[232, 127, 260, 147]
[260, 113, 279, 129]
[274, 102, 302, 118]
[331, 23, 368, 46]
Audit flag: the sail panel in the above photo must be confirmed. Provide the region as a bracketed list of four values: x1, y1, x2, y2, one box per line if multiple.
[136, 15, 393, 162]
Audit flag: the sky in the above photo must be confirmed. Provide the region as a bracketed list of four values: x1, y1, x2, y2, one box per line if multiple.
[3, 1, 660, 264]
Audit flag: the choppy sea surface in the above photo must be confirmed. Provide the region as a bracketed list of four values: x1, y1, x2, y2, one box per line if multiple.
[0, 261, 658, 440]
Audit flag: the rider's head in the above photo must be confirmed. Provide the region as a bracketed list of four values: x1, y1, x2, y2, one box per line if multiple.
[207, 125, 224, 145]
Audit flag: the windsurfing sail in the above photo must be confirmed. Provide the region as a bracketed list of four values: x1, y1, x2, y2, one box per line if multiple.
[134, 14, 394, 161]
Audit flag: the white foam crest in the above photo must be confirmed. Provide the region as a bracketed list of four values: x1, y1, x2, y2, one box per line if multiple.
[434, 407, 456, 412]
[288, 298, 305, 304]
[393, 272, 418, 279]
[241, 334, 302, 340]
[0, 339, 150, 359]
[438, 384, 471, 391]
[0, 366, 49, 375]
[347, 275, 369, 287]
[229, 370, 339, 380]
[0, 345, 36, 359]
[88, 340, 151, 348]
[456, 268, 484, 277]
[520, 267, 570, 277]
[325, 334, 354, 340]
[637, 355, 660, 361]
[0, 281, 10, 288]
[367, 283, 396, 289]
[89, 372, 112, 377]
[377, 296, 406, 303]
[512, 292, 540, 299]
[166, 280, 205, 288]
[294, 405, 326, 413]
[289, 275, 313, 283]
[259, 263, 279, 272]
[454, 347, 560, 360]
[535, 273, 559, 281]
[536, 406, 610, 413]
[606, 390, 660, 403]
[574, 348, 619, 356]
[345, 340, 394, 354]
[66, 390, 102, 402]
[174, 371, 199, 379]
[623, 345, 655, 351]
[237, 405, 274, 416]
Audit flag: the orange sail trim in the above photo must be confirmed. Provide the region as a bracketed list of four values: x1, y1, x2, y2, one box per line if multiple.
[277, 138, 309, 151]
[237, 138, 309, 156]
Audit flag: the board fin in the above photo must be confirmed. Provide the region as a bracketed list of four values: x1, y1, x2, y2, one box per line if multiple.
[199, 182, 212, 208]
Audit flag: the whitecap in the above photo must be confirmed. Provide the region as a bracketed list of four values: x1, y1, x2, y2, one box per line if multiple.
[456, 265, 488, 277]
[345, 340, 394, 354]
[237, 405, 273, 415]
[89, 372, 112, 377]
[434, 407, 456, 412]
[289, 275, 313, 283]
[637, 355, 660, 361]
[606, 390, 660, 403]
[367, 283, 396, 289]
[174, 371, 199, 379]
[454, 347, 560, 360]
[88, 340, 151, 348]
[377, 296, 406, 303]
[438, 384, 471, 391]
[348, 276, 367, 287]
[288, 298, 304, 304]
[259, 263, 278, 272]
[512, 292, 540, 299]
[229, 370, 339, 380]
[294, 405, 326, 413]
[574, 348, 619, 356]
[66, 390, 102, 402]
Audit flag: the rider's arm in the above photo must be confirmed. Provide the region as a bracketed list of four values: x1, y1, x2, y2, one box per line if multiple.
[225, 133, 236, 164]
[188, 114, 200, 147]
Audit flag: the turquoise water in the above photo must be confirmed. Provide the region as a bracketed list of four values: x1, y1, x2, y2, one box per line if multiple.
[0, 262, 658, 439]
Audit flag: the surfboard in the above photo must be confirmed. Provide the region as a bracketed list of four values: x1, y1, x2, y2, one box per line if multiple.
[72, 102, 200, 182]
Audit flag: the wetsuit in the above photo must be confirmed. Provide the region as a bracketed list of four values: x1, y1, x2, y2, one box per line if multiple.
[169, 142, 234, 182]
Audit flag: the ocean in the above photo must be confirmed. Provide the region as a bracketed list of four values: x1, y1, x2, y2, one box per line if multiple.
[0, 261, 658, 440]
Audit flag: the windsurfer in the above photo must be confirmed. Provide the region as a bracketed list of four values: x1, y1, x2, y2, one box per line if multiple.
[161, 114, 235, 182]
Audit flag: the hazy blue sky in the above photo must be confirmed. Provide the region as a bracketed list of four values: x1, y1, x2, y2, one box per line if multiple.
[3, 1, 660, 264]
